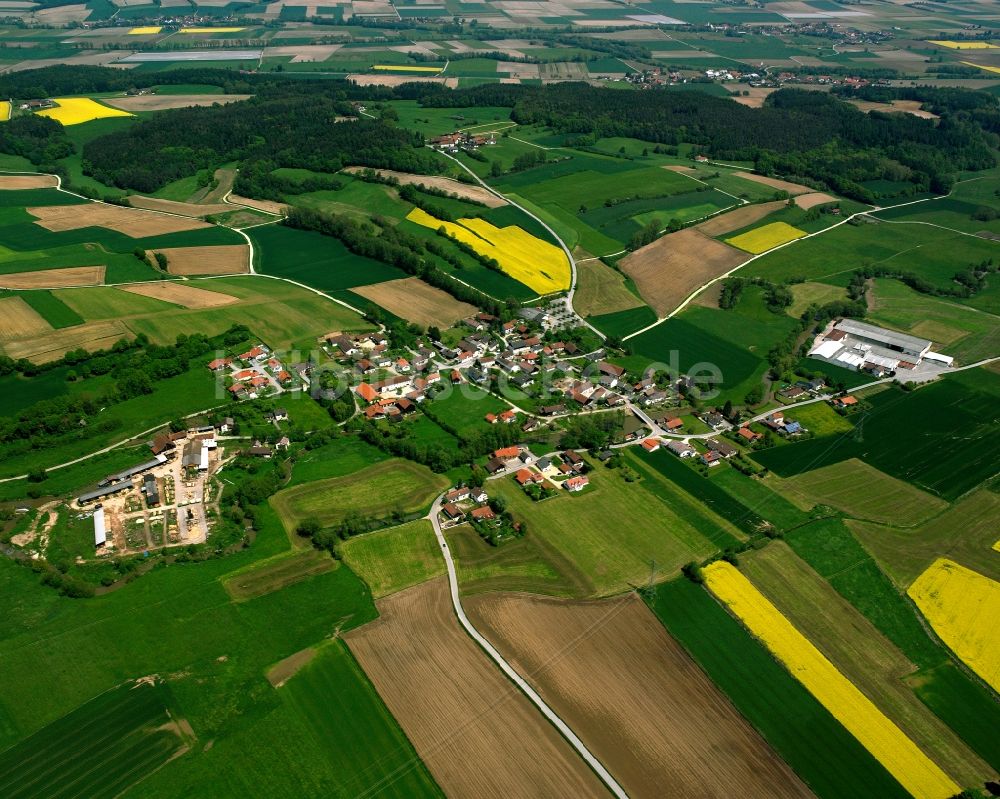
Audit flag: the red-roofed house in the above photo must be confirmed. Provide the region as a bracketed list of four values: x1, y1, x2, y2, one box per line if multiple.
[277, 370, 293, 384]
[833, 395, 858, 408]
[641, 438, 661, 453]
[663, 417, 683, 431]
[485, 413, 498, 424]
[737, 427, 762, 443]
[471, 506, 496, 521]
[515, 468, 543, 486]
[208, 358, 231, 371]
[564, 475, 589, 492]
[355, 383, 378, 404]
[233, 369, 255, 381]
[499, 410, 517, 424]
[494, 446, 520, 460]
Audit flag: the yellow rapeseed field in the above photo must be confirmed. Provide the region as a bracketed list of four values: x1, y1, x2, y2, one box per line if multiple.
[0, 101, 10, 122]
[726, 221, 807, 254]
[704, 561, 960, 799]
[961, 61, 1000, 74]
[373, 65, 442, 72]
[127, 26, 162, 34]
[908, 558, 1000, 693]
[179, 27, 245, 33]
[406, 207, 570, 294]
[929, 40, 997, 50]
[36, 98, 134, 127]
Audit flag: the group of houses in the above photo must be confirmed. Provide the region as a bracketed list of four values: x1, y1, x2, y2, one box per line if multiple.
[209, 343, 305, 400]
[429, 131, 497, 152]
[439, 485, 492, 524]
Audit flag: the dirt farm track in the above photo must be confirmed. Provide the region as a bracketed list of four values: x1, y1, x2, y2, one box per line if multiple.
[465, 591, 813, 799]
[344, 578, 608, 799]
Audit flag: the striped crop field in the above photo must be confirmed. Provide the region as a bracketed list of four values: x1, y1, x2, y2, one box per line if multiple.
[726, 221, 807, 254]
[703, 561, 961, 799]
[908, 559, 1000, 693]
[406, 207, 570, 294]
[0, 679, 190, 799]
[128, 26, 162, 34]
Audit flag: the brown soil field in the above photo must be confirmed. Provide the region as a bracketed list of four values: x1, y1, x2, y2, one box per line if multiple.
[120, 282, 240, 308]
[732, 172, 812, 195]
[0, 265, 105, 289]
[575, 258, 644, 317]
[226, 194, 286, 215]
[695, 200, 785, 236]
[0, 296, 52, 340]
[620, 228, 746, 316]
[344, 578, 608, 799]
[127, 196, 232, 217]
[3, 320, 130, 362]
[29, 203, 209, 237]
[353, 276, 477, 327]
[348, 74, 458, 88]
[664, 164, 700, 176]
[154, 245, 250, 276]
[266, 647, 318, 688]
[849, 99, 938, 120]
[466, 591, 812, 799]
[794, 192, 839, 210]
[0, 174, 58, 189]
[729, 85, 777, 108]
[343, 166, 506, 207]
[102, 94, 251, 112]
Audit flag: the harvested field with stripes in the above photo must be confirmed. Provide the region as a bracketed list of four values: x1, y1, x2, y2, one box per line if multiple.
[794, 192, 839, 209]
[120, 282, 240, 308]
[0, 174, 58, 189]
[29, 203, 209, 237]
[344, 578, 608, 799]
[2, 320, 130, 362]
[620, 227, 746, 315]
[0, 265, 105, 289]
[353, 276, 477, 327]
[466, 591, 813, 799]
[732, 172, 812, 195]
[154, 244, 250, 275]
[0, 296, 51, 339]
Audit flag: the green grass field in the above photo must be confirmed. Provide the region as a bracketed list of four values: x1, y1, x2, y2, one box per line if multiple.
[492, 461, 717, 596]
[742, 219, 1000, 292]
[270, 459, 449, 533]
[0, 502, 443, 798]
[222, 549, 337, 601]
[0, 366, 219, 479]
[780, 459, 949, 527]
[54, 276, 372, 349]
[706, 468, 813, 533]
[866, 278, 1000, 363]
[753, 370, 1000, 501]
[648, 578, 911, 799]
[445, 522, 590, 597]
[287, 436, 388, 487]
[741, 542, 990, 787]
[249, 223, 407, 293]
[423, 385, 510, 437]
[339, 519, 444, 598]
[783, 401, 853, 436]
[847, 489, 1000, 588]
[0, 679, 190, 799]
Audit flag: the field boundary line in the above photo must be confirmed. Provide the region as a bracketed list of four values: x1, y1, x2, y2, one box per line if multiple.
[427, 494, 630, 799]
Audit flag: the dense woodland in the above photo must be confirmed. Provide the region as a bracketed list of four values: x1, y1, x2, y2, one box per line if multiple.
[424, 83, 999, 200]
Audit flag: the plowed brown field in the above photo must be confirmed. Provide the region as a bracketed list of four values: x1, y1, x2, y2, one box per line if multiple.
[466, 591, 814, 799]
[0, 265, 105, 288]
[29, 203, 209, 237]
[352, 276, 476, 327]
[344, 578, 609, 799]
[620, 228, 745, 316]
[153, 245, 250, 276]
